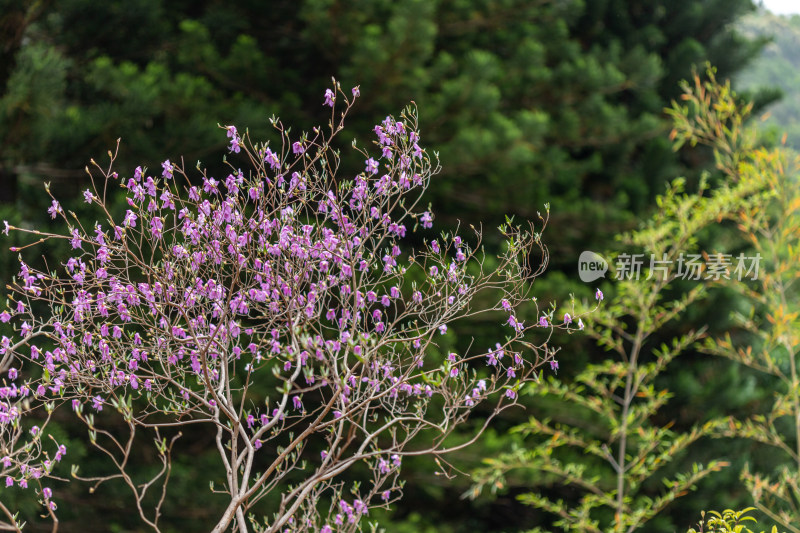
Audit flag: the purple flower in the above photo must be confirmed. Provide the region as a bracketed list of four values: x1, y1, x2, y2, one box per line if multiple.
[596, 288, 604, 301]
[150, 217, 164, 239]
[539, 316, 548, 327]
[352, 86, 360, 98]
[264, 148, 280, 170]
[563, 313, 572, 325]
[47, 200, 61, 219]
[92, 396, 104, 411]
[365, 158, 379, 175]
[578, 318, 585, 330]
[123, 210, 138, 228]
[4, 477, 11, 488]
[292, 396, 302, 410]
[162, 160, 174, 179]
[83, 189, 94, 203]
[8, 368, 17, 380]
[550, 359, 559, 373]
[0, 311, 10, 323]
[42, 487, 52, 499]
[70, 228, 82, 249]
[438, 324, 447, 335]
[226, 126, 242, 153]
[324, 88, 335, 107]
[292, 141, 305, 154]
[420, 211, 433, 229]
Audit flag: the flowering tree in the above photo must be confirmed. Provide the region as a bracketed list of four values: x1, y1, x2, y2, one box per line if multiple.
[0, 82, 571, 532]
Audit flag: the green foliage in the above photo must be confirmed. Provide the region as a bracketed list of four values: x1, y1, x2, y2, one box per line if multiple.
[470, 68, 766, 533]
[674, 61, 800, 533]
[0, 0, 763, 225]
[687, 508, 780, 533]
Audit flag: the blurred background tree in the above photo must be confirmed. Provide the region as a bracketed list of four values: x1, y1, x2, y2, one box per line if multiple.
[737, 8, 800, 149]
[0, 0, 787, 531]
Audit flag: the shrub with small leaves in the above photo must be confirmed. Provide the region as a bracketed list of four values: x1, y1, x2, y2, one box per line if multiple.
[671, 65, 800, 533]
[687, 508, 781, 533]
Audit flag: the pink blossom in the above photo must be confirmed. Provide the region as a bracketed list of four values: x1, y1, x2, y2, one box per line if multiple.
[324, 88, 335, 107]
[420, 211, 433, 229]
[47, 200, 61, 219]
